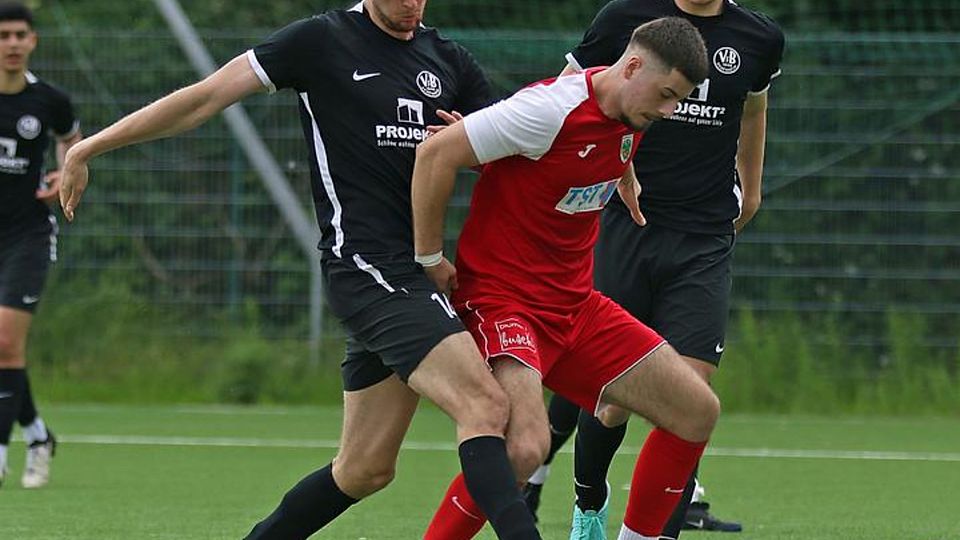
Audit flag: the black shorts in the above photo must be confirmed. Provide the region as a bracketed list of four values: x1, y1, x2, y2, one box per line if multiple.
[323, 254, 466, 391]
[594, 210, 734, 366]
[0, 228, 56, 313]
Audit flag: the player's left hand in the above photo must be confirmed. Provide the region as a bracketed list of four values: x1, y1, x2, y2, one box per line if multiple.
[618, 176, 646, 226]
[35, 170, 62, 205]
[426, 109, 463, 135]
[424, 257, 458, 297]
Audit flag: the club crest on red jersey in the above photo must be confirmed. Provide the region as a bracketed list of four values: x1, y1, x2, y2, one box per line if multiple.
[620, 134, 634, 163]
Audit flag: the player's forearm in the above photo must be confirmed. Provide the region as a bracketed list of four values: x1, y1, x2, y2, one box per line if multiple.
[734, 94, 768, 232]
[411, 142, 458, 257]
[68, 82, 223, 164]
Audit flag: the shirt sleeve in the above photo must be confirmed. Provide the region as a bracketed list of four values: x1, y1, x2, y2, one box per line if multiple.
[51, 89, 79, 139]
[452, 46, 496, 115]
[566, 0, 634, 72]
[462, 77, 586, 164]
[750, 21, 786, 94]
[248, 17, 321, 93]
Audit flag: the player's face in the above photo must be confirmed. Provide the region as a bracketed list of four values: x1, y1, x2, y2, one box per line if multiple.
[675, 0, 724, 16]
[370, 0, 427, 35]
[617, 57, 695, 131]
[0, 21, 36, 74]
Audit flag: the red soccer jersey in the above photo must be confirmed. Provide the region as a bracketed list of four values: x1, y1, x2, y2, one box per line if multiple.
[456, 69, 642, 311]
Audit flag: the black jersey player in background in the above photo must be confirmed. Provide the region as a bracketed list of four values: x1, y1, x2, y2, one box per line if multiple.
[60, 1, 541, 539]
[522, 1, 784, 539]
[0, 1, 81, 490]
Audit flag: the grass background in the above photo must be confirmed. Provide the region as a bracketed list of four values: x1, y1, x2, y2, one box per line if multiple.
[2, 404, 959, 539]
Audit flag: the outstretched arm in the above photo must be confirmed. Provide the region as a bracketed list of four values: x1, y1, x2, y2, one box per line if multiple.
[411, 121, 481, 295]
[60, 53, 266, 220]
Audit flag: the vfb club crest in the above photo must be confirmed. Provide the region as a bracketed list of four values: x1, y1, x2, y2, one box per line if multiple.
[416, 70, 442, 98]
[620, 134, 634, 163]
[713, 47, 741, 75]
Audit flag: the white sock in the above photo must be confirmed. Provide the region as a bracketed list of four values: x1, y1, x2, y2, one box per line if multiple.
[0, 444, 7, 470]
[617, 524, 658, 540]
[528, 464, 550, 485]
[692, 477, 705, 503]
[22, 417, 48, 445]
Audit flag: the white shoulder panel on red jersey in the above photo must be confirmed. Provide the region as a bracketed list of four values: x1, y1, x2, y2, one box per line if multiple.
[463, 73, 590, 164]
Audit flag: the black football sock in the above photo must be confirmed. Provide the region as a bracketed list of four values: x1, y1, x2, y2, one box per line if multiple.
[0, 369, 27, 446]
[18, 370, 37, 426]
[460, 436, 542, 539]
[660, 466, 699, 539]
[544, 394, 580, 466]
[574, 411, 628, 511]
[244, 463, 357, 540]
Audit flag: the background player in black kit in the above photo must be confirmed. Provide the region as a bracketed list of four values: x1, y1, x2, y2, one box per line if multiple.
[60, 1, 541, 539]
[523, 1, 784, 538]
[0, 1, 81, 490]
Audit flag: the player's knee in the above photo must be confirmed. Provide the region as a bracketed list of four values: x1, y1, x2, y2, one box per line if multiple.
[336, 460, 397, 498]
[507, 425, 550, 479]
[0, 335, 22, 366]
[683, 387, 720, 441]
[464, 385, 510, 436]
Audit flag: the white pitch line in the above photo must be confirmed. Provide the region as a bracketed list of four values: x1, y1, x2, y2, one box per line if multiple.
[46, 434, 960, 463]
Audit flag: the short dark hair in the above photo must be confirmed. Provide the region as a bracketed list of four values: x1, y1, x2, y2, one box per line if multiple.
[629, 17, 708, 85]
[0, 1, 33, 27]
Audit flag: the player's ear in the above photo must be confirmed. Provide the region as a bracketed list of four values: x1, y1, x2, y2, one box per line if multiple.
[623, 55, 642, 80]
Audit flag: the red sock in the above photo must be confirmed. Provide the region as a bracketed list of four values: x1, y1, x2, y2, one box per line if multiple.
[423, 473, 488, 540]
[622, 428, 707, 536]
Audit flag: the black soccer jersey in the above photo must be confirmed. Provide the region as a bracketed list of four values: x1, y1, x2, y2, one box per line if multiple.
[0, 72, 78, 239]
[568, 0, 784, 235]
[249, 3, 493, 261]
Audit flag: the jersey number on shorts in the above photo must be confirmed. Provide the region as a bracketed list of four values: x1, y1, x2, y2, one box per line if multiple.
[431, 292, 457, 319]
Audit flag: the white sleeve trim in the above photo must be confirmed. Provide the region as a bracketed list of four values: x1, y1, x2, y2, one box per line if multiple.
[246, 49, 277, 94]
[565, 52, 584, 73]
[55, 120, 81, 140]
[463, 75, 590, 164]
[749, 68, 782, 95]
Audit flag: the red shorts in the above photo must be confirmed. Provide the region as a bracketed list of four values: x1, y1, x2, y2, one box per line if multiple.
[458, 290, 666, 415]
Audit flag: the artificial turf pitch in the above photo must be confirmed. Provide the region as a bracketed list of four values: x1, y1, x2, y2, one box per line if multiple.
[2, 404, 958, 539]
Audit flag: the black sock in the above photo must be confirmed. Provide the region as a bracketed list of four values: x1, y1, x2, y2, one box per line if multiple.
[542, 394, 580, 467]
[244, 463, 357, 540]
[18, 371, 37, 426]
[459, 436, 541, 540]
[0, 369, 27, 447]
[660, 466, 699, 539]
[574, 411, 628, 511]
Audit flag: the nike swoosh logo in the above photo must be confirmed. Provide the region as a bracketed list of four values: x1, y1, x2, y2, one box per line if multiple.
[687, 519, 705, 529]
[665, 487, 685, 494]
[0, 391, 13, 399]
[715, 343, 725, 354]
[451, 496, 482, 520]
[352, 70, 381, 81]
[22, 295, 39, 304]
[577, 144, 597, 158]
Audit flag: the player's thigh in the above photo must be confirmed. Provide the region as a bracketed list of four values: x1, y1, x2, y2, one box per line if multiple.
[545, 292, 665, 417]
[406, 331, 508, 439]
[334, 374, 419, 496]
[601, 344, 718, 442]
[338, 373, 419, 466]
[0, 306, 32, 366]
[594, 209, 656, 320]
[0, 234, 50, 365]
[491, 357, 550, 478]
[650, 232, 735, 368]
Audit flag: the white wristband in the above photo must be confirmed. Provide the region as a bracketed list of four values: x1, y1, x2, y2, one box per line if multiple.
[415, 250, 444, 267]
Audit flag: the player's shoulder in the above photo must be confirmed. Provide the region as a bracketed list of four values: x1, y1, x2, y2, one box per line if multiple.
[24, 72, 71, 103]
[724, 1, 785, 45]
[600, 0, 674, 20]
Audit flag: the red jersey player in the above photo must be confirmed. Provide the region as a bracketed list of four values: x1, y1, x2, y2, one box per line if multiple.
[412, 17, 720, 540]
